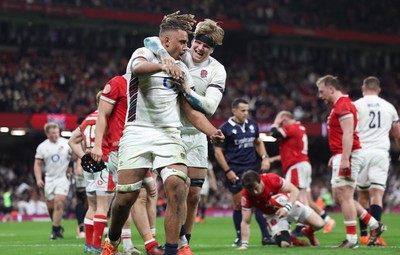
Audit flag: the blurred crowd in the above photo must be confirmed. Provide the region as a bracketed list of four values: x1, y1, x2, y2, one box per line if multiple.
[1, 21, 400, 122]
[16, 0, 400, 35]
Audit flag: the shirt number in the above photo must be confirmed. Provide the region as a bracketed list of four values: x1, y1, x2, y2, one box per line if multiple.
[369, 111, 381, 128]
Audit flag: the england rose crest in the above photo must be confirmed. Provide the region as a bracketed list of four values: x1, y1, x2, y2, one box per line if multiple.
[200, 69, 208, 78]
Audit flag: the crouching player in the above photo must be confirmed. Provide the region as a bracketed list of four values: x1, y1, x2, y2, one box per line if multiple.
[239, 170, 324, 249]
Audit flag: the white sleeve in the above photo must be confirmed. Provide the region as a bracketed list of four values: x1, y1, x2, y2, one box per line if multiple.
[185, 66, 226, 115]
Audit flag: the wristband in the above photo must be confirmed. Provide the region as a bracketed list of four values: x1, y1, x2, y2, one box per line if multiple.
[261, 154, 269, 159]
[284, 202, 293, 212]
[225, 169, 233, 175]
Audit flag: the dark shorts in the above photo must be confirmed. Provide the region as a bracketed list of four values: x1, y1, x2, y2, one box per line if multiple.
[225, 164, 259, 194]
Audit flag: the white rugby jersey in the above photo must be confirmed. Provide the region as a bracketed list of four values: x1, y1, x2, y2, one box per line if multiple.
[125, 47, 193, 128]
[180, 52, 226, 133]
[355, 95, 399, 151]
[34, 137, 71, 181]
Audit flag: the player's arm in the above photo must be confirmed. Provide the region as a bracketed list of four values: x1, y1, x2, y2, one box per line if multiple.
[270, 112, 285, 138]
[143, 36, 176, 65]
[68, 128, 85, 159]
[179, 96, 224, 144]
[391, 120, 400, 140]
[276, 181, 300, 218]
[339, 116, 354, 170]
[239, 208, 253, 249]
[92, 99, 114, 163]
[33, 158, 44, 189]
[268, 155, 281, 163]
[182, 84, 224, 116]
[254, 136, 270, 171]
[131, 53, 182, 79]
[214, 145, 238, 183]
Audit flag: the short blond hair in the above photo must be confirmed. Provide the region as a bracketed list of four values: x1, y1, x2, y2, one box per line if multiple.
[44, 122, 59, 134]
[316, 74, 342, 90]
[194, 19, 224, 46]
[279, 110, 294, 120]
[363, 76, 380, 91]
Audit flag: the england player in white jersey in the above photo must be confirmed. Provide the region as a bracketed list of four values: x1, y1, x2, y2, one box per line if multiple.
[354, 76, 400, 245]
[101, 12, 224, 255]
[144, 19, 227, 254]
[34, 122, 71, 240]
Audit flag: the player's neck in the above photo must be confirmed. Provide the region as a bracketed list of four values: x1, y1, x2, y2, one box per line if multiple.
[232, 117, 245, 125]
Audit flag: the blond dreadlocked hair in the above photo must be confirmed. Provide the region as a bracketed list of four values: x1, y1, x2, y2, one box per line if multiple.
[160, 11, 197, 35]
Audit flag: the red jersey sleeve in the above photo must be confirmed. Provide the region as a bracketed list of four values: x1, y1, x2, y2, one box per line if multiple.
[100, 76, 124, 105]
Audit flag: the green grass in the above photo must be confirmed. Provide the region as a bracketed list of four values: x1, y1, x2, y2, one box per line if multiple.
[0, 212, 399, 254]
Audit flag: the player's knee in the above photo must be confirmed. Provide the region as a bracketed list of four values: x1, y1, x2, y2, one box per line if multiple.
[117, 181, 143, 193]
[160, 167, 188, 185]
[275, 231, 291, 247]
[187, 189, 201, 206]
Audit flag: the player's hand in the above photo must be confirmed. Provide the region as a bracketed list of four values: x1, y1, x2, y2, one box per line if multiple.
[36, 179, 44, 189]
[210, 129, 225, 144]
[162, 63, 182, 80]
[161, 55, 176, 66]
[91, 145, 103, 163]
[260, 158, 270, 172]
[226, 170, 239, 184]
[276, 207, 289, 218]
[328, 156, 333, 167]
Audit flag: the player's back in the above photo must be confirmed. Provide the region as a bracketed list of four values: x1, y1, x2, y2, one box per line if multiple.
[355, 95, 399, 151]
[79, 110, 109, 161]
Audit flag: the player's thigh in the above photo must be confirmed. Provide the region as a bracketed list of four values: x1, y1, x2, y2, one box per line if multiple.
[53, 177, 70, 197]
[182, 132, 208, 169]
[153, 130, 187, 169]
[368, 150, 389, 189]
[331, 150, 363, 188]
[286, 161, 311, 189]
[287, 201, 312, 223]
[266, 215, 290, 237]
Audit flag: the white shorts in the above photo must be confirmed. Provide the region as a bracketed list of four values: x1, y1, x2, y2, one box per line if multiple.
[286, 161, 311, 190]
[44, 176, 70, 200]
[266, 201, 313, 236]
[200, 176, 210, 196]
[357, 149, 389, 191]
[84, 164, 115, 196]
[118, 126, 187, 171]
[181, 132, 208, 168]
[108, 150, 119, 184]
[75, 174, 86, 189]
[331, 150, 364, 188]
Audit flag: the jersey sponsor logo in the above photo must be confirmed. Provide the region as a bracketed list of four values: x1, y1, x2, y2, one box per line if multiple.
[200, 69, 208, 78]
[234, 137, 255, 149]
[103, 84, 111, 94]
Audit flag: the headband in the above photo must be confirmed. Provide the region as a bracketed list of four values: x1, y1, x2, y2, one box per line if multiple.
[194, 34, 216, 48]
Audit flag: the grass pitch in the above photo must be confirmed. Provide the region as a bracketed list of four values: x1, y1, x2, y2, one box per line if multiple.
[0, 212, 399, 254]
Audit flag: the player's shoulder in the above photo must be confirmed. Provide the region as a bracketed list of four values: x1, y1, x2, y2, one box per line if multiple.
[37, 139, 50, 149]
[58, 137, 70, 144]
[108, 75, 127, 84]
[209, 56, 225, 68]
[247, 119, 259, 126]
